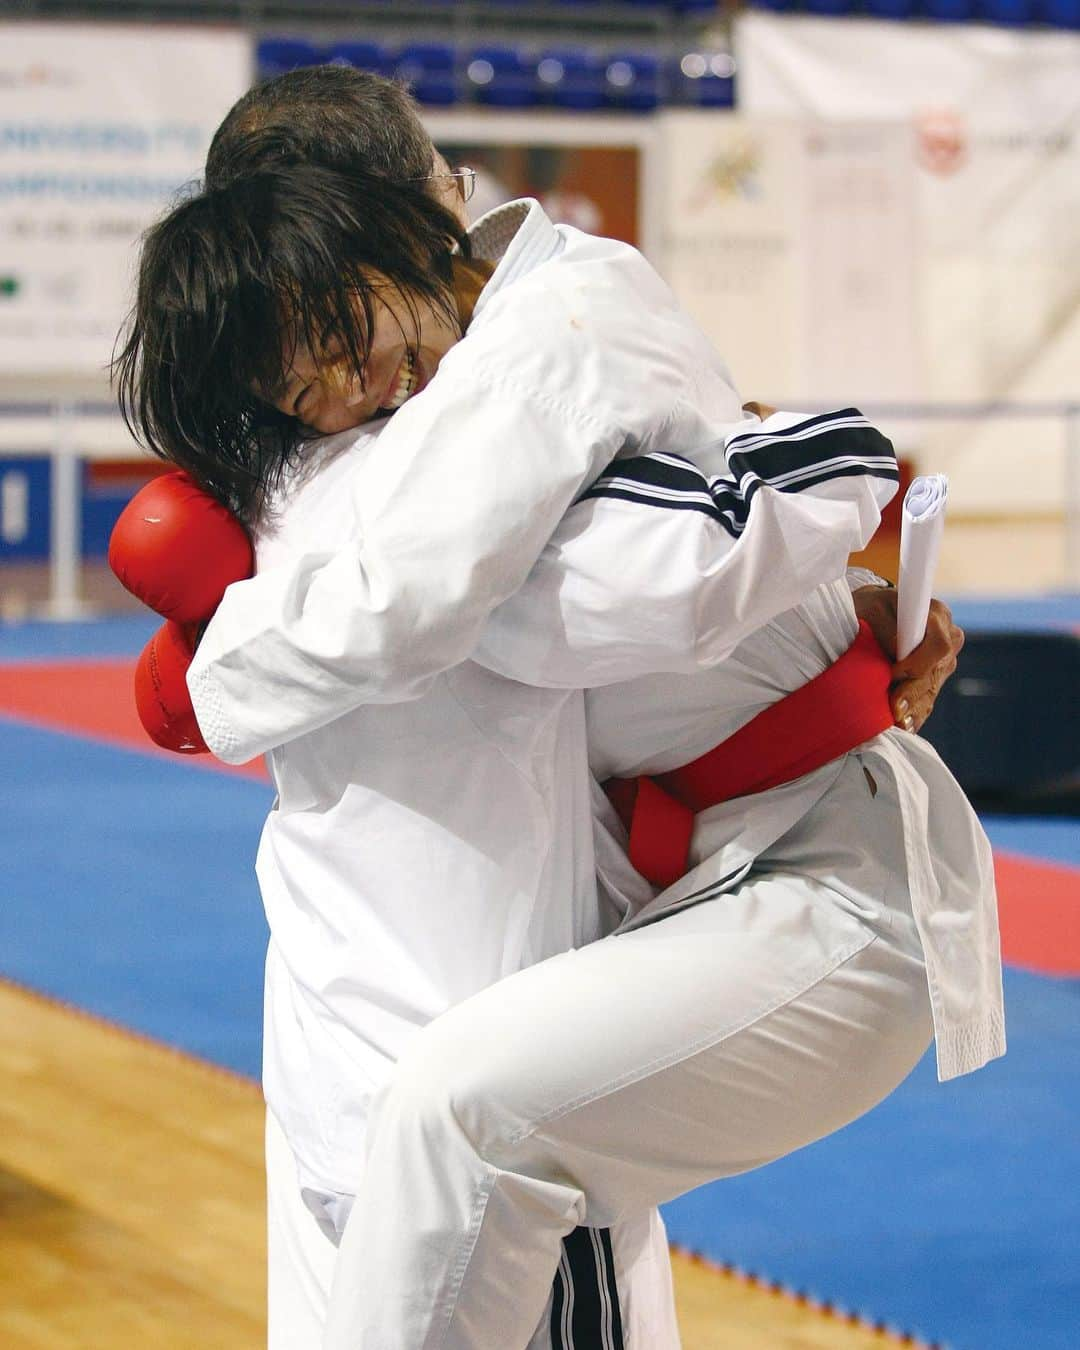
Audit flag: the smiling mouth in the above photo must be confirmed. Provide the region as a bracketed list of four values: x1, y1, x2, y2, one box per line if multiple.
[383, 353, 417, 410]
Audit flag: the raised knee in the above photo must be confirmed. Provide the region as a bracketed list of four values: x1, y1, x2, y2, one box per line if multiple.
[380, 1013, 529, 1161]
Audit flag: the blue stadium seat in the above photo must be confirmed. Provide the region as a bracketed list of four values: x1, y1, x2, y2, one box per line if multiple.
[805, 0, 857, 12]
[466, 47, 539, 108]
[865, 0, 918, 17]
[604, 53, 661, 112]
[979, 0, 1036, 18]
[671, 52, 736, 109]
[696, 75, 735, 109]
[256, 39, 323, 78]
[536, 49, 606, 110]
[923, 0, 977, 18]
[325, 42, 390, 75]
[1042, 0, 1080, 22]
[393, 43, 458, 107]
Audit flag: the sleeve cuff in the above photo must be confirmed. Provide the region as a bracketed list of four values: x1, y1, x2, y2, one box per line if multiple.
[188, 664, 248, 764]
[846, 566, 894, 592]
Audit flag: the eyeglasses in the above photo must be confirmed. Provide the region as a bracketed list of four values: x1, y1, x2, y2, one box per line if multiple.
[409, 166, 476, 203]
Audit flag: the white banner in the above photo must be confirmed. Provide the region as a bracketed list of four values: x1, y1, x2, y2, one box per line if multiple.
[0, 23, 252, 376]
[656, 111, 917, 404]
[733, 13, 1080, 514]
[657, 112, 807, 400]
[735, 12, 1080, 406]
[798, 120, 918, 403]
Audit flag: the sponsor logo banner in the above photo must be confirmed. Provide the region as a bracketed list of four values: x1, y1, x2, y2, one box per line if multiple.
[0, 23, 251, 375]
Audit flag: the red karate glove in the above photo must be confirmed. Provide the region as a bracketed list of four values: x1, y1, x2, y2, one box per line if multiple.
[109, 470, 252, 623]
[109, 471, 253, 754]
[134, 620, 208, 754]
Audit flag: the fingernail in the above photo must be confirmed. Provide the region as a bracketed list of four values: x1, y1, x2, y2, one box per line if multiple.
[896, 698, 909, 714]
[903, 715, 915, 732]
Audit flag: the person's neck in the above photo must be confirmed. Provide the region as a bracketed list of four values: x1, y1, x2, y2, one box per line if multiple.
[452, 257, 496, 331]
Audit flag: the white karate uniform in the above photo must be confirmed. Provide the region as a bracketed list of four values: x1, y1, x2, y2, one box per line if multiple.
[322, 447, 1005, 1348]
[265, 1109, 675, 1350]
[251, 410, 893, 1347]
[189, 198, 748, 761]
[252, 430, 680, 1349]
[185, 200, 901, 1345]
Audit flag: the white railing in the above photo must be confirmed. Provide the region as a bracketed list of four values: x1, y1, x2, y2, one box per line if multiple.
[1, 398, 1079, 620]
[858, 400, 1080, 591]
[0, 400, 138, 620]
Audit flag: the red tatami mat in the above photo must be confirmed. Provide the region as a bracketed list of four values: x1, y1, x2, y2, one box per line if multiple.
[0, 660, 268, 781]
[2, 657, 1077, 974]
[994, 851, 1080, 977]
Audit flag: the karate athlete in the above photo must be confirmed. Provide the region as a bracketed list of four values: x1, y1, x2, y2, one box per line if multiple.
[112, 74, 960, 1347]
[321, 424, 1006, 1350]
[113, 404, 911, 1350]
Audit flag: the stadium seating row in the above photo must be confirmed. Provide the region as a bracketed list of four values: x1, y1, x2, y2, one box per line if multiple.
[322, 2, 717, 9]
[750, 0, 1080, 25]
[257, 39, 734, 109]
[459, 0, 1078, 19]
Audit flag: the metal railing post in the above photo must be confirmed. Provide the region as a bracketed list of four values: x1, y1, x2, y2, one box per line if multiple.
[44, 400, 88, 620]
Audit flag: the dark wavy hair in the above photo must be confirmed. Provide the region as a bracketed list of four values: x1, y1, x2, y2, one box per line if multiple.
[113, 160, 468, 522]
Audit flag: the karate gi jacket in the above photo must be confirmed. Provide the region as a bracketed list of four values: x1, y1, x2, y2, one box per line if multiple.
[481, 472, 1006, 1085]
[188, 202, 905, 1192]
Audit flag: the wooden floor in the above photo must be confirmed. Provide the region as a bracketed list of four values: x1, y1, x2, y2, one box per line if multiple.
[0, 980, 915, 1349]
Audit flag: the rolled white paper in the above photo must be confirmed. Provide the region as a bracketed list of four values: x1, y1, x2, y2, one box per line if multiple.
[896, 474, 949, 661]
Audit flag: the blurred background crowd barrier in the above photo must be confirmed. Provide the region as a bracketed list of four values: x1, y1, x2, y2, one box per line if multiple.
[2, 399, 1079, 619]
[0, 3, 1077, 814]
[2, 8, 1078, 580]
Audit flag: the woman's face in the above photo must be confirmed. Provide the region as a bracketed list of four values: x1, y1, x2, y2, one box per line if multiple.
[270, 280, 462, 436]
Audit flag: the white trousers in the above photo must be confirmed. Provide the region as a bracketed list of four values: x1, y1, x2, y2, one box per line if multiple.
[324, 757, 935, 1350]
[267, 1105, 681, 1349]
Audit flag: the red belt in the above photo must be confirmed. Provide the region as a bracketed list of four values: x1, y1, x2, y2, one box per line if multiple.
[604, 621, 894, 889]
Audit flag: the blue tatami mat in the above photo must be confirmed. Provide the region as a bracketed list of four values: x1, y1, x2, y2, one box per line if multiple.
[944, 592, 1080, 633]
[661, 965, 1080, 1350]
[3, 607, 1078, 1349]
[0, 614, 158, 662]
[2, 717, 271, 1076]
[981, 815, 1080, 869]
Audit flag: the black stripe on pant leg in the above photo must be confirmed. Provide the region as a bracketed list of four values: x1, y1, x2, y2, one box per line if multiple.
[561, 1226, 605, 1349]
[598, 1228, 625, 1349]
[550, 1247, 569, 1350]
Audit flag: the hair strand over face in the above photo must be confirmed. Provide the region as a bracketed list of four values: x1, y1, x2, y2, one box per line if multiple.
[113, 160, 469, 523]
